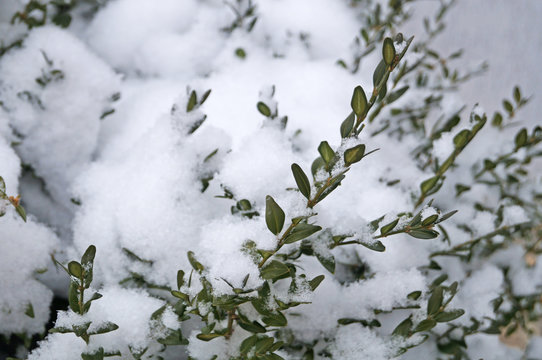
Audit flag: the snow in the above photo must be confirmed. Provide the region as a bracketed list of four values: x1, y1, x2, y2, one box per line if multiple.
[0, 0, 541, 359]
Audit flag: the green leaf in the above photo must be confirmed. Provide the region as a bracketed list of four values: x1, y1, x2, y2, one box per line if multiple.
[177, 270, 185, 290]
[421, 214, 438, 226]
[453, 129, 470, 148]
[427, 286, 443, 316]
[187, 90, 197, 112]
[407, 291, 421, 300]
[317, 141, 335, 165]
[316, 252, 335, 274]
[492, 112, 503, 127]
[513, 86, 521, 103]
[15, 204, 26, 222]
[414, 318, 437, 332]
[262, 311, 287, 326]
[392, 317, 412, 337]
[408, 229, 439, 239]
[88, 321, 119, 335]
[435, 210, 458, 224]
[373, 60, 387, 87]
[25, 303, 34, 318]
[311, 157, 326, 177]
[196, 333, 223, 341]
[240, 335, 258, 353]
[265, 196, 285, 235]
[254, 337, 274, 353]
[344, 144, 366, 166]
[68, 261, 83, 278]
[68, 282, 80, 313]
[257, 102, 272, 117]
[261, 260, 290, 280]
[359, 240, 386, 252]
[515, 128, 528, 149]
[238, 319, 267, 334]
[382, 37, 396, 66]
[283, 223, 321, 244]
[81, 347, 105, 360]
[291, 163, 311, 200]
[0, 176, 5, 192]
[434, 309, 465, 322]
[199, 89, 212, 105]
[386, 86, 409, 104]
[420, 176, 439, 194]
[340, 112, 355, 138]
[503, 99, 513, 114]
[171, 290, 189, 301]
[81, 245, 96, 268]
[309, 275, 325, 291]
[158, 329, 188, 345]
[187, 251, 204, 272]
[380, 219, 399, 236]
[350, 86, 368, 117]
[81, 245, 96, 287]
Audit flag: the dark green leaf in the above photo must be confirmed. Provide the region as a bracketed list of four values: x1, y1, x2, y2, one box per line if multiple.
[257, 102, 272, 117]
[414, 318, 437, 332]
[382, 37, 396, 66]
[238, 319, 267, 333]
[187, 90, 197, 112]
[373, 60, 387, 87]
[0, 176, 5, 193]
[81, 245, 96, 268]
[15, 204, 26, 222]
[283, 223, 321, 244]
[503, 99, 513, 114]
[171, 290, 189, 301]
[187, 251, 204, 272]
[408, 229, 439, 239]
[69, 296, 85, 318]
[453, 129, 470, 148]
[344, 144, 366, 166]
[427, 286, 443, 316]
[492, 112, 503, 127]
[265, 196, 285, 235]
[200, 89, 211, 105]
[25, 303, 34, 318]
[392, 317, 412, 337]
[317, 141, 335, 165]
[420, 176, 439, 194]
[360, 240, 386, 252]
[68, 261, 83, 278]
[88, 321, 119, 335]
[261, 260, 290, 280]
[309, 275, 325, 291]
[177, 270, 185, 290]
[340, 112, 355, 138]
[254, 337, 274, 353]
[81, 347, 104, 360]
[350, 86, 368, 117]
[240, 335, 258, 353]
[291, 164, 311, 200]
[434, 309, 465, 322]
[513, 86, 521, 103]
[407, 291, 421, 300]
[311, 157, 325, 177]
[196, 333, 223, 341]
[380, 219, 399, 236]
[316, 253, 335, 274]
[262, 311, 287, 326]
[386, 86, 409, 104]
[421, 214, 438, 226]
[515, 128, 528, 149]
[435, 210, 458, 224]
